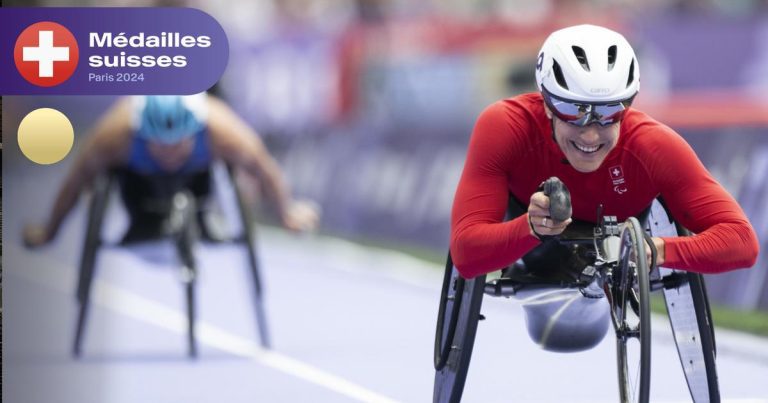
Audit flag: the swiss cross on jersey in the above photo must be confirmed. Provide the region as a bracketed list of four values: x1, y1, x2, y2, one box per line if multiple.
[14, 21, 79, 87]
[608, 165, 628, 195]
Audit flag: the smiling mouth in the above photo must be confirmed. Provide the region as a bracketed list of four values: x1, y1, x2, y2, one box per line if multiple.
[571, 141, 603, 154]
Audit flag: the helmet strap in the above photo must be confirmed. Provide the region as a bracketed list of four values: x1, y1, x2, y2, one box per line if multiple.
[550, 117, 557, 143]
[550, 117, 570, 165]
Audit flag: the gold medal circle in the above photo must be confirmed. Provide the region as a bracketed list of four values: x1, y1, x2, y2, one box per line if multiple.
[18, 108, 74, 165]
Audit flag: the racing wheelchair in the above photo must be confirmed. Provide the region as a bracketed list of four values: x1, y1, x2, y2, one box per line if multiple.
[73, 165, 271, 358]
[433, 178, 718, 403]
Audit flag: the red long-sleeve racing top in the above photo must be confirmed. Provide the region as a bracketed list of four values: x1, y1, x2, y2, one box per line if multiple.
[450, 93, 759, 278]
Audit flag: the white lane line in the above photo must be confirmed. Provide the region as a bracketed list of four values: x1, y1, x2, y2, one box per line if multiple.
[9, 246, 401, 403]
[93, 281, 401, 403]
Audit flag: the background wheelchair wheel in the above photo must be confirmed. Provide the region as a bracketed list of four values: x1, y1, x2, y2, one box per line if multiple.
[73, 174, 114, 357]
[612, 217, 651, 403]
[433, 257, 485, 403]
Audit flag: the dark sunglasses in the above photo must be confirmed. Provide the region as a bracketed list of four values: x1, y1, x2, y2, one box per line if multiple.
[542, 86, 635, 127]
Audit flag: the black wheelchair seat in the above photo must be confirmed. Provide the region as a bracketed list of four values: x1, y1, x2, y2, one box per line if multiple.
[116, 168, 233, 245]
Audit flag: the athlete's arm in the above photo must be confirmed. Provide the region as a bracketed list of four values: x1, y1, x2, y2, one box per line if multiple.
[643, 128, 758, 273]
[206, 97, 318, 232]
[24, 98, 132, 247]
[451, 102, 544, 279]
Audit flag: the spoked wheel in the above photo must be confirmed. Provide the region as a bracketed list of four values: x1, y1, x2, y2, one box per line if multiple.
[433, 253, 485, 403]
[608, 217, 651, 403]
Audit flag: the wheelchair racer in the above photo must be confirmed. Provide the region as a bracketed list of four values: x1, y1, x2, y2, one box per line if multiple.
[449, 24, 759, 350]
[23, 92, 319, 247]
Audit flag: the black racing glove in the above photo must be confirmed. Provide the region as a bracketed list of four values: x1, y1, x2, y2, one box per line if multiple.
[529, 177, 572, 240]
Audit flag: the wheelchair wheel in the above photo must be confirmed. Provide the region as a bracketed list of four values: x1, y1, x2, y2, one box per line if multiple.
[434, 253, 464, 371]
[73, 174, 114, 357]
[667, 271, 719, 403]
[610, 217, 651, 403]
[648, 200, 719, 402]
[433, 253, 485, 403]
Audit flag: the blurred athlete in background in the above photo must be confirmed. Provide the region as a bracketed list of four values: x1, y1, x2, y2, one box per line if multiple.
[24, 92, 319, 247]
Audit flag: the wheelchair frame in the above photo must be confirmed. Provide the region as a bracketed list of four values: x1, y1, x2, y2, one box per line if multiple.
[433, 199, 719, 403]
[73, 165, 271, 358]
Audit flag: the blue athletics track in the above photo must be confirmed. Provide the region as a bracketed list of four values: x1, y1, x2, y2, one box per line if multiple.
[4, 155, 768, 403]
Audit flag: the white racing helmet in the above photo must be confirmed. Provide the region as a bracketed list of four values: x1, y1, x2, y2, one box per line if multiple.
[535, 24, 639, 103]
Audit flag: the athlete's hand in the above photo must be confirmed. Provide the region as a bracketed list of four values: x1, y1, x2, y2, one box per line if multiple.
[281, 199, 321, 233]
[23, 224, 53, 248]
[645, 236, 665, 268]
[528, 191, 572, 238]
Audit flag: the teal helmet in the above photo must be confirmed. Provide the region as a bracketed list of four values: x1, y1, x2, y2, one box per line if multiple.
[137, 95, 205, 144]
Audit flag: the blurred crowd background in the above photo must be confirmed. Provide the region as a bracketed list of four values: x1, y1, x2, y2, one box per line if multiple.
[4, 0, 768, 311]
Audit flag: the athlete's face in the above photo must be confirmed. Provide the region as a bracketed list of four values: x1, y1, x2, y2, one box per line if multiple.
[546, 105, 620, 173]
[147, 136, 195, 172]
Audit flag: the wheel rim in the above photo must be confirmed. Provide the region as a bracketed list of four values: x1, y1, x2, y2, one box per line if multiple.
[434, 255, 465, 371]
[612, 218, 651, 403]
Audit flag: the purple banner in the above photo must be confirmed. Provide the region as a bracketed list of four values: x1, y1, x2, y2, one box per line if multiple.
[0, 8, 228, 95]
[635, 15, 767, 90]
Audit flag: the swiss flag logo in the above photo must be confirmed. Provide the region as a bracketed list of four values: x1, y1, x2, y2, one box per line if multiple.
[609, 165, 624, 179]
[14, 21, 79, 87]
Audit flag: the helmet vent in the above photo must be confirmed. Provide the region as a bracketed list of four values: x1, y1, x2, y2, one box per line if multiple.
[552, 60, 569, 90]
[626, 59, 635, 88]
[607, 45, 617, 71]
[571, 46, 590, 72]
